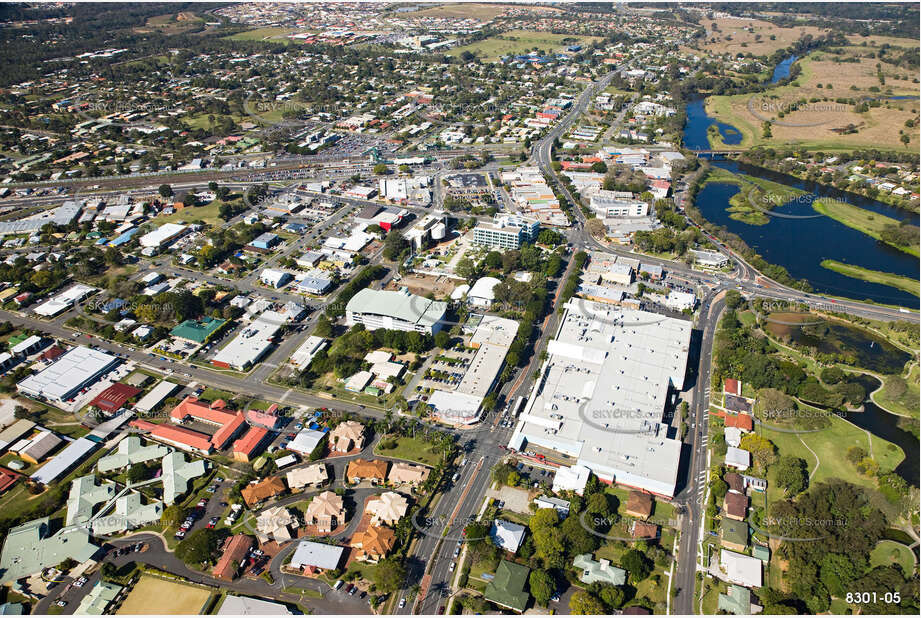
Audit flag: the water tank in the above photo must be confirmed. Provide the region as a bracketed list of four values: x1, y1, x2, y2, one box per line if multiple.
[431, 222, 446, 240]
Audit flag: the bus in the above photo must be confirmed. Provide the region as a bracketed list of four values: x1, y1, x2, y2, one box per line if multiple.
[511, 396, 527, 418]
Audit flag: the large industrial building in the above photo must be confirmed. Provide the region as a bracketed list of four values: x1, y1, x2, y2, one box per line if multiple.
[17, 346, 120, 405]
[345, 287, 447, 335]
[508, 299, 691, 497]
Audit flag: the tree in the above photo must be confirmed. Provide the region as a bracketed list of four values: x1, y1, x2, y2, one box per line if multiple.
[383, 230, 409, 260]
[175, 529, 218, 566]
[373, 163, 389, 175]
[434, 330, 450, 349]
[314, 315, 333, 338]
[774, 455, 809, 495]
[372, 557, 406, 593]
[126, 463, 149, 484]
[529, 569, 555, 606]
[739, 433, 777, 471]
[593, 583, 626, 610]
[158, 184, 173, 198]
[621, 549, 652, 582]
[570, 590, 606, 615]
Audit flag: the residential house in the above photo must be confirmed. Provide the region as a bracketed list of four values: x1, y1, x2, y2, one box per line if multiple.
[303, 491, 345, 533]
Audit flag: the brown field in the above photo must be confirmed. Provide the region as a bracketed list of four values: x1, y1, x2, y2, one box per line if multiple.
[409, 3, 515, 19]
[706, 52, 920, 151]
[117, 575, 212, 615]
[135, 12, 203, 35]
[846, 34, 920, 48]
[384, 273, 457, 298]
[686, 17, 829, 56]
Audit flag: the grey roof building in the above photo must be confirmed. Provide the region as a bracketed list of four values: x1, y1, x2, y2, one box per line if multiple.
[345, 287, 447, 334]
[0, 517, 98, 584]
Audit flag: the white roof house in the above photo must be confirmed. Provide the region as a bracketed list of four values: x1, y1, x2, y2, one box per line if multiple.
[467, 276, 501, 308]
[139, 223, 187, 249]
[725, 447, 751, 471]
[287, 429, 326, 456]
[260, 269, 292, 289]
[490, 519, 527, 554]
[552, 464, 591, 495]
[724, 427, 742, 448]
[720, 550, 763, 588]
[218, 595, 292, 616]
[345, 287, 447, 335]
[289, 540, 345, 571]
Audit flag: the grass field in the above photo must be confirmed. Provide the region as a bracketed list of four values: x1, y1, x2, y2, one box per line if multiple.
[869, 540, 916, 574]
[374, 435, 443, 467]
[448, 29, 601, 62]
[874, 365, 920, 419]
[812, 199, 920, 257]
[760, 411, 904, 505]
[821, 260, 919, 297]
[117, 575, 212, 615]
[226, 27, 297, 41]
[407, 3, 520, 19]
[155, 200, 227, 226]
[704, 51, 920, 151]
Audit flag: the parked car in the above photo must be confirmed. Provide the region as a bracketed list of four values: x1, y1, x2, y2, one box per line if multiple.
[398, 598, 406, 609]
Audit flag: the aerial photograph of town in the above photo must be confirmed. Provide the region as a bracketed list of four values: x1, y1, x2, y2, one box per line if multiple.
[0, 0, 917, 616]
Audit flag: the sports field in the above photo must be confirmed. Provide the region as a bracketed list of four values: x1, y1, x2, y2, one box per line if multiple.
[117, 575, 212, 615]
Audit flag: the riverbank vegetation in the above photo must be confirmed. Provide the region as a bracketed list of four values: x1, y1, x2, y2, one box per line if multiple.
[701, 166, 808, 225]
[812, 199, 920, 257]
[821, 260, 919, 297]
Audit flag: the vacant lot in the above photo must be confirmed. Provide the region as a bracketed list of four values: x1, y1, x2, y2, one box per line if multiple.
[117, 575, 212, 615]
[687, 17, 829, 56]
[226, 27, 295, 41]
[375, 435, 442, 467]
[136, 12, 203, 35]
[449, 29, 601, 62]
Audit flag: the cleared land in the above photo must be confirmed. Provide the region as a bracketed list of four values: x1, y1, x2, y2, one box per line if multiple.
[136, 12, 203, 35]
[408, 3, 519, 19]
[705, 51, 920, 151]
[821, 260, 919, 297]
[812, 199, 920, 257]
[116, 575, 212, 615]
[686, 17, 829, 56]
[448, 29, 601, 62]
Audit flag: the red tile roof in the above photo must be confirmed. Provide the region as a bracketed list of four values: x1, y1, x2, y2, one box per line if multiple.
[233, 425, 269, 458]
[211, 413, 246, 450]
[0, 467, 20, 494]
[212, 534, 252, 580]
[90, 383, 142, 413]
[724, 413, 754, 431]
[138, 422, 213, 452]
[170, 396, 237, 426]
[724, 378, 741, 396]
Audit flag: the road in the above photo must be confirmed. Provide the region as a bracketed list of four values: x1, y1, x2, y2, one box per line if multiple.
[6, 64, 919, 617]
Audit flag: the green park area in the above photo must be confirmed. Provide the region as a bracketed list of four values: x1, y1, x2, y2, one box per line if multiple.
[821, 260, 919, 297]
[374, 435, 445, 467]
[812, 199, 920, 257]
